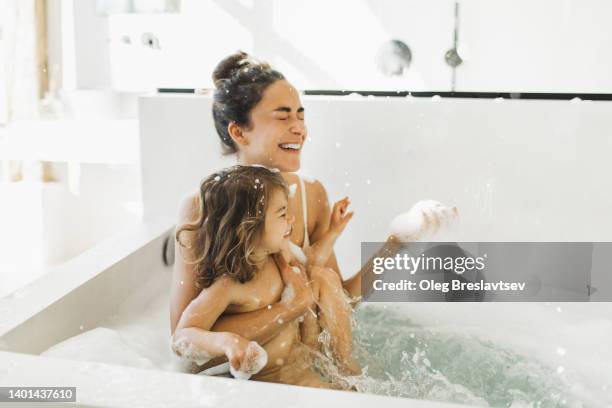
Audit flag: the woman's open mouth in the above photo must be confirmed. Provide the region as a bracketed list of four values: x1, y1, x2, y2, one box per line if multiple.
[283, 225, 293, 238]
[279, 143, 301, 154]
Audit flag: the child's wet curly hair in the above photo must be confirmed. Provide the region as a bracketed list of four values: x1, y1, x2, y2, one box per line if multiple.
[175, 165, 289, 289]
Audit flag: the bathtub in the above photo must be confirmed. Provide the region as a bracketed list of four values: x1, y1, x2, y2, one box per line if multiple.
[1, 93, 611, 407]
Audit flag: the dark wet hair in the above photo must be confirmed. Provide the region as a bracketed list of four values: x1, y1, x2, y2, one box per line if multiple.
[212, 51, 285, 154]
[175, 165, 289, 289]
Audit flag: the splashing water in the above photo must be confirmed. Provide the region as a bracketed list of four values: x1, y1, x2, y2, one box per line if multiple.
[34, 275, 610, 407]
[311, 305, 588, 407]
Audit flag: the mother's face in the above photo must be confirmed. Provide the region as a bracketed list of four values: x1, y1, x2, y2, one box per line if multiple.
[235, 80, 307, 172]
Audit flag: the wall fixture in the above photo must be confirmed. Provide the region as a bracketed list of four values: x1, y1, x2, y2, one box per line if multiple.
[445, 2, 463, 90]
[141, 32, 161, 50]
[376, 39, 412, 77]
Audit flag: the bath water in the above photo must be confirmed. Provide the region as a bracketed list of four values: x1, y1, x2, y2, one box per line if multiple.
[39, 277, 612, 407]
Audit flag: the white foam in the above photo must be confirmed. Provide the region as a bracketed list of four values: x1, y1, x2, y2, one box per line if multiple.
[228, 341, 268, 380]
[287, 241, 307, 264]
[170, 335, 213, 366]
[41, 327, 156, 369]
[288, 183, 297, 198]
[280, 284, 295, 304]
[249, 164, 280, 173]
[296, 170, 317, 183]
[390, 199, 458, 241]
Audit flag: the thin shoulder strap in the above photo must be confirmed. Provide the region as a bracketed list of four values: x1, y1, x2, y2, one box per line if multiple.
[298, 175, 310, 248]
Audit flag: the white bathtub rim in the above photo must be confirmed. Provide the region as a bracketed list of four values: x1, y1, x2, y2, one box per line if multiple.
[0, 351, 464, 408]
[0, 216, 175, 337]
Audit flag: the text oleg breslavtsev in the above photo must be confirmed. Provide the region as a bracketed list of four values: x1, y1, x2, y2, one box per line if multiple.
[372, 279, 526, 293]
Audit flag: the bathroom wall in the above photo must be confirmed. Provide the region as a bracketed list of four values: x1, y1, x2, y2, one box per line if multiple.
[100, 0, 612, 93]
[139, 94, 612, 276]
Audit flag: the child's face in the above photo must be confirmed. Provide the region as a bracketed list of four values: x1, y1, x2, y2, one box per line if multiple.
[260, 188, 294, 254]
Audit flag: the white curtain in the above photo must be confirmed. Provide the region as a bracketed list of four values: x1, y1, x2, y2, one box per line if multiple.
[0, 0, 40, 123]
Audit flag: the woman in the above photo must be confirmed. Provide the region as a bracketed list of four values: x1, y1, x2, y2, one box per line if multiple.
[169, 51, 371, 387]
[169, 51, 449, 387]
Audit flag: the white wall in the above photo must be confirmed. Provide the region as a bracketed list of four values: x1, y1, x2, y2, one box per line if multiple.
[139, 94, 612, 277]
[457, 0, 612, 92]
[0, 24, 7, 124]
[103, 0, 612, 92]
[72, 0, 111, 89]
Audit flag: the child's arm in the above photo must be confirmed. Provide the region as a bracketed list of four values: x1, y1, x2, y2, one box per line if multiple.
[171, 276, 252, 370]
[304, 197, 353, 267]
[172, 327, 251, 369]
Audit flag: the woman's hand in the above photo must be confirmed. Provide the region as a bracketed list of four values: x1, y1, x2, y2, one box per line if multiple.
[328, 197, 354, 237]
[390, 200, 459, 242]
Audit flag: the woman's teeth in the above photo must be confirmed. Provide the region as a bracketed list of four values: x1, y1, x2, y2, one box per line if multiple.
[279, 143, 301, 151]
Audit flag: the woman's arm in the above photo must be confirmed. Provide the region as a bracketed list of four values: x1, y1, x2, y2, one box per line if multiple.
[170, 192, 202, 335]
[213, 252, 316, 344]
[304, 197, 352, 267]
[307, 180, 402, 300]
[307, 181, 362, 297]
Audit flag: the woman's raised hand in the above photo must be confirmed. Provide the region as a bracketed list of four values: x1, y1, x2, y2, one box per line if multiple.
[329, 196, 354, 237]
[390, 200, 459, 242]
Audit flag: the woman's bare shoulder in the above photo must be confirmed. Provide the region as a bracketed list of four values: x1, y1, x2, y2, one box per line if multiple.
[301, 176, 329, 211]
[177, 189, 201, 223]
[284, 173, 328, 201]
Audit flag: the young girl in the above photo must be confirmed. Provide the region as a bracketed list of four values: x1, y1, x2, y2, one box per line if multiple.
[171, 165, 359, 387]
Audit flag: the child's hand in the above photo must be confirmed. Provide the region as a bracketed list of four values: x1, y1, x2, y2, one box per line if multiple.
[274, 253, 316, 310]
[223, 333, 254, 371]
[329, 197, 354, 236]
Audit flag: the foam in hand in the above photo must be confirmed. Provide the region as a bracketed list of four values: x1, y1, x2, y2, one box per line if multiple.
[229, 341, 268, 380]
[390, 200, 458, 242]
[170, 335, 213, 368]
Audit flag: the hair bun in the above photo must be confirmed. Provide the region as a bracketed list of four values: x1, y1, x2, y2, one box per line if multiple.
[212, 51, 271, 87]
[212, 51, 250, 87]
